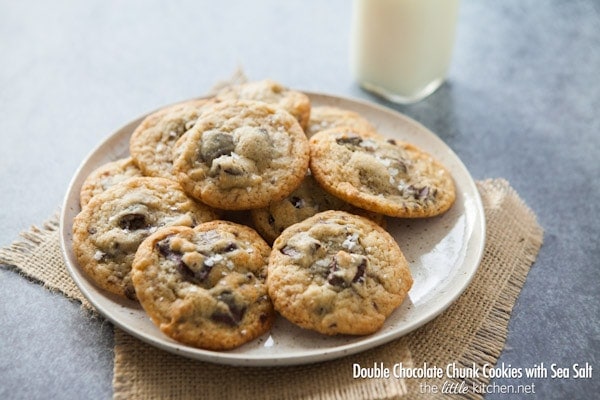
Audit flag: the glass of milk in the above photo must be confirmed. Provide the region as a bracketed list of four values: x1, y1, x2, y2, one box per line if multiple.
[350, 0, 460, 104]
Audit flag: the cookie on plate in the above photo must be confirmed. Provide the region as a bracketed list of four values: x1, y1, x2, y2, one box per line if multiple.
[129, 99, 213, 180]
[309, 128, 456, 218]
[216, 79, 311, 130]
[305, 105, 378, 138]
[267, 210, 413, 335]
[132, 221, 274, 350]
[173, 100, 310, 210]
[72, 177, 218, 300]
[251, 172, 385, 244]
[79, 157, 143, 207]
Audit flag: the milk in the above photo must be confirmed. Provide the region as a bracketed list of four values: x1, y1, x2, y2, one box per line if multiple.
[350, 0, 460, 104]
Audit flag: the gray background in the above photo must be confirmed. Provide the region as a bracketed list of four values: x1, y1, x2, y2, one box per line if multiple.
[1, 0, 598, 398]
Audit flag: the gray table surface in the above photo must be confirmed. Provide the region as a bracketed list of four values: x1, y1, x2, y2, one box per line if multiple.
[1, 1, 598, 399]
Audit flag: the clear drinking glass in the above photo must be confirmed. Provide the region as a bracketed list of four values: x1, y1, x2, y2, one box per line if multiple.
[350, 0, 460, 104]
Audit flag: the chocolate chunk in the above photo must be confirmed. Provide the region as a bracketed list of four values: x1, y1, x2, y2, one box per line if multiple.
[223, 166, 243, 176]
[327, 258, 347, 288]
[352, 259, 367, 283]
[211, 291, 247, 326]
[156, 238, 211, 284]
[259, 313, 269, 325]
[119, 213, 148, 230]
[310, 242, 322, 254]
[194, 262, 213, 283]
[390, 158, 408, 174]
[156, 238, 178, 259]
[327, 274, 346, 287]
[403, 185, 430, 200]
[223, 242, 238, 252]
[200, 131, 235, 163]
[177, 262, 196, 283]
[290, 196, 304, 209]
[336, 135, 363, 147]
[281, 245, 301, 258]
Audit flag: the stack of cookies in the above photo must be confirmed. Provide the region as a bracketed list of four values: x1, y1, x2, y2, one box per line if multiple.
[72, 79, 455, 351]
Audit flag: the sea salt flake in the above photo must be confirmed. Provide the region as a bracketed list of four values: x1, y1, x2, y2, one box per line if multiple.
[342, 233, 360, 251]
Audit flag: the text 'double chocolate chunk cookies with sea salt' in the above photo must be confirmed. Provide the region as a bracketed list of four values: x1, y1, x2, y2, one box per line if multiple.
[309, 128, 456, 218]
[173, 100, 310, 210]
[267, 210, 413, 336]
[72, 177, 218, 300]
[132, 222, 274, 350]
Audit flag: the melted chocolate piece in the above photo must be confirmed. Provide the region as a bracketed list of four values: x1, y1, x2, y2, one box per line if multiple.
[223, 167, 243, 176]
[336, 135, 363, 147]
[290, 196, 304, 209]
[211, 291, 247, 326]
[281, 245, 301, 258]
[119, 213, 148, 230]
[223, 242, 238, 252]
[156, 238, 204, 284]
[200, 131, 235, 164]
[327, 258, 346, 287]
[194, 262, 211, 282]
[352, 259, 367, 283]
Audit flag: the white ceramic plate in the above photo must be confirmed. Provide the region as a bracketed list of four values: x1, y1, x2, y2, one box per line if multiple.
[60, 92, 485, 366]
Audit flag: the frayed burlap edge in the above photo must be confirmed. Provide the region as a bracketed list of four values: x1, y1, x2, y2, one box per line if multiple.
[398, 178, 544, 399]
[0, 213, 94, 311]
[113, 328, 410, 400]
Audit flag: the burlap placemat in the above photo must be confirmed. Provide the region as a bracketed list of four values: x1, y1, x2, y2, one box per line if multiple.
[0, 178, 543, 399]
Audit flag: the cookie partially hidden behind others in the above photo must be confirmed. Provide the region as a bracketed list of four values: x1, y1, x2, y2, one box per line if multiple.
[129, 99, 213, 180]
[216, 79, 311, 130]
[79, 157, 143, 207]
[251, 172, 385, 244]
[305, 105, 378, 138]
[73, 177, 218, 300]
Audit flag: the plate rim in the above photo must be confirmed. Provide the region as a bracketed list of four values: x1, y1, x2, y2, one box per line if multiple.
[59, 91, 485, 366]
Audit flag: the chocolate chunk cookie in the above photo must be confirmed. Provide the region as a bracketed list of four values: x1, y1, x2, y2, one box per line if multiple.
[173, 100, 310, 210]
[132, 221, 274, 350]
[129, 99, 213, 180]
[79, 157, 143, 207]
[309, 128, 456, 218]
[72, 177, 218, 300]
[267, 210, 413, 335]
[251, 172, 385, 244]
[216, 79, 311, 129]
[305, 106, 378, 138]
